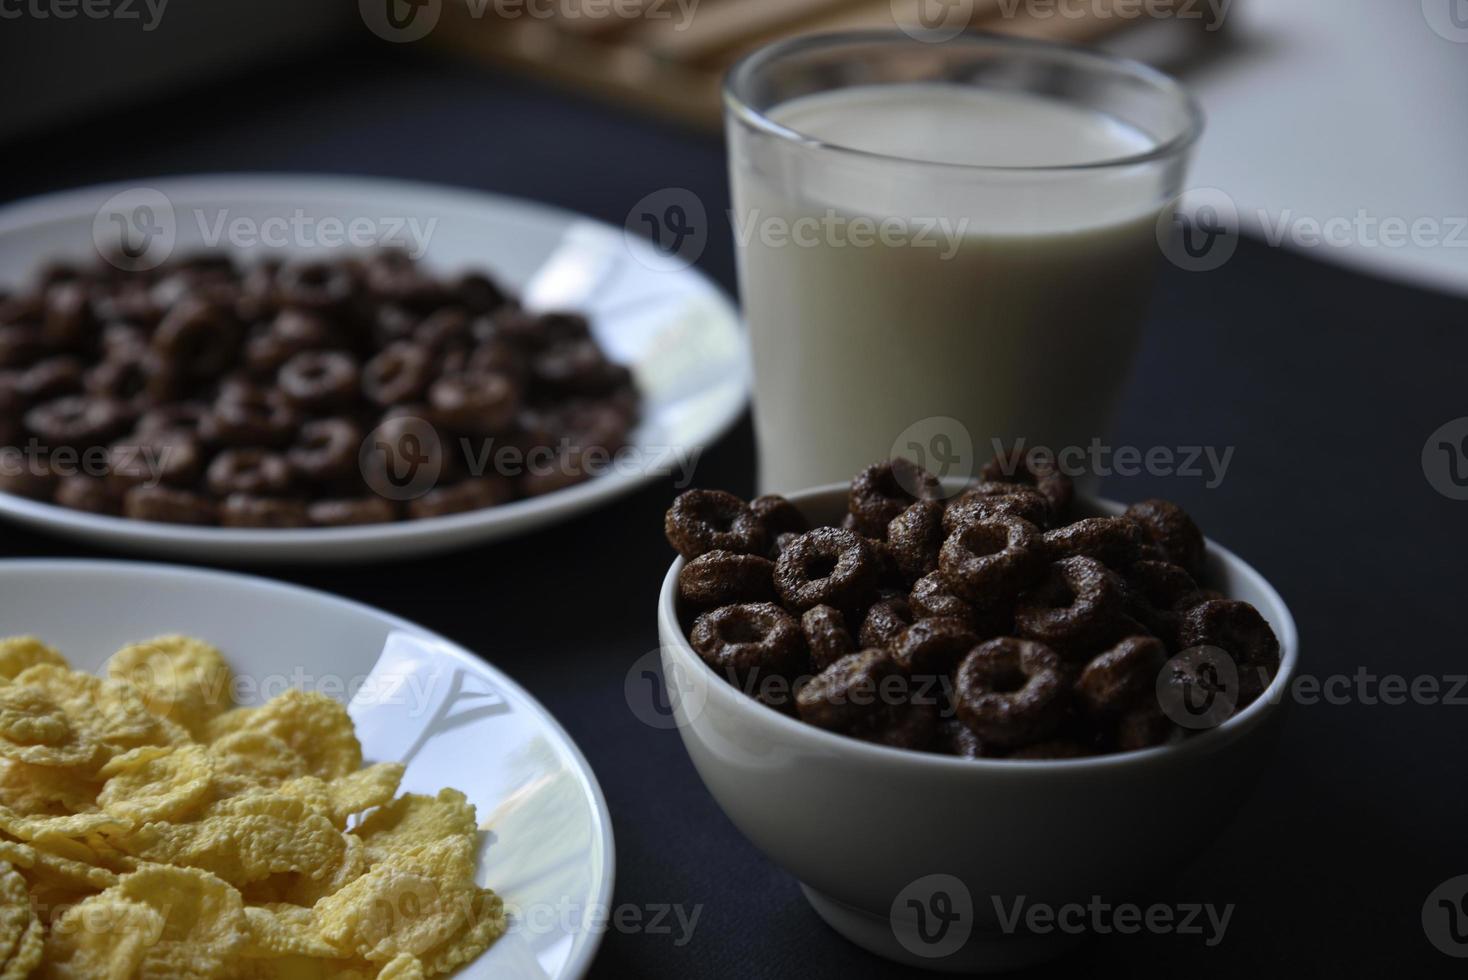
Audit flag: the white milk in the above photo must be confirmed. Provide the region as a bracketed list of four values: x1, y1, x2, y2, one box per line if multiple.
[730, 83, 1165, 493]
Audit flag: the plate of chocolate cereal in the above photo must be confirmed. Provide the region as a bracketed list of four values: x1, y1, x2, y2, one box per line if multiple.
[0, 174, 747, 562]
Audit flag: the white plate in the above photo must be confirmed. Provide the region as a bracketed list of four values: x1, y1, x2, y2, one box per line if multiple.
[0, 559, 615, 979]
[0, 175, 748, 562]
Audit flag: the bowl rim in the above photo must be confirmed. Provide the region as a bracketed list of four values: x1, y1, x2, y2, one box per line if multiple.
[658, 482, 1299, 774]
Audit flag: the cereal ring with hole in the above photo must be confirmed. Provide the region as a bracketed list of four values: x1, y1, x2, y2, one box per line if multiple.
[206, 449, 293, 498]
[54, 475, 118, 515]
[1178, 599, 1279, 700]
[1042, 516, 1151, 569]
[848, 459, 941, 538]
[678, 551, 776, 608]
[24, 396, 128, 448]
[201, 387, 297, 447]
[858, 596, 913, 649]
[219, 494, 310, 527]
[1074, 635, 1166, 719]
[362, 341, 434, 407]
[954, 638, 1069, 748]
[664, 490, 766, 560]
[980, 446, 1074, 518]
[944, 483, 1052, 533]
[287, 418, 361, 483]
[802, 605, 855, 672]
[135, 402, 209, 440]
[307, 497, 398, 526]
[893, 617, 978, 676]
[106, 433, 202, 491]
[276, 261, 354, 311]
[18, 356, 84, 402]
[750, 494, 808, 539]
[795, 650, 936, 750]
[406, 477, 514, 519]
[773, 527, 879, 612]
[1125, 499, 1206, 576]
[123, 485, 216, 525]
[150, 295, 241, 381]
[938, 514, 1046, 605]
[85, 347, 175, 406]
[689, 602, 805, 684]
[429, 372, 519, 435]
[908, 572, 974, 625]
[278, 351, 359, 412]
[1014, 557, 1126, 658]
[886, 500, 945, 582]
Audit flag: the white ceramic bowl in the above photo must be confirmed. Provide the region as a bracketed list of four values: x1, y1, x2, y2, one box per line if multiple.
[656, 485, 1298, 972]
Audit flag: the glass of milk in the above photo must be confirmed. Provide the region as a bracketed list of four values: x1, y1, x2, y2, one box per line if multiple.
[725, 32, 1203, 493]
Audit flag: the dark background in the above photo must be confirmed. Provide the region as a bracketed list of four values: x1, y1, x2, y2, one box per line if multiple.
[2, 38, 1465, 978]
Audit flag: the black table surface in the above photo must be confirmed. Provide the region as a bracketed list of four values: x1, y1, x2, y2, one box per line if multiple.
[4, 43, 1464, 978]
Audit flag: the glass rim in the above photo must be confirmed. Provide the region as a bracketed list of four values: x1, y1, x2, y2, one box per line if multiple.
[723, 29, 1205, 174]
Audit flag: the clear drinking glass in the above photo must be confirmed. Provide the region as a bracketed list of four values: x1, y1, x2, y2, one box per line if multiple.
[724, 31, 1203, 493]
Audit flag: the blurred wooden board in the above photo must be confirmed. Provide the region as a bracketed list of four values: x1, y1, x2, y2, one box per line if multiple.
[430, 0, 1189, 127]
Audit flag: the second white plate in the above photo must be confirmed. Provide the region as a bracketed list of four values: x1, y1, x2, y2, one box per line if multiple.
[0, 174, 748, 562]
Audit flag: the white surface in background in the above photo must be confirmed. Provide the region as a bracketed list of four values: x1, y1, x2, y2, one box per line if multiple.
[1165, 0, 1468, 294]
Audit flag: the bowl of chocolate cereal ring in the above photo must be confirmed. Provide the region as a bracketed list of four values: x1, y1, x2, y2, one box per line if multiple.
[655, 452, 1298, 972]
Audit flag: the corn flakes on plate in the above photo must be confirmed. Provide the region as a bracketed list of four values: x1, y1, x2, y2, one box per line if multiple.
[0, 560, 615, 979]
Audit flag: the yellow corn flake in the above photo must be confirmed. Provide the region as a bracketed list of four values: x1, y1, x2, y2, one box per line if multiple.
[112, 794, 348, 889]
[12, 665, 187, 768]
[97, 744, 214, 824]
[0, 861, 32, 965]
[352, 790, 476, 866]
[277, 764, 404, 830]
[244, 904, 340, 959]
[314, 839, 483, 965]
[207, 691, 361, 782]
[245, 831, 367, 911]
[0, 804, 127, 844]
[42, 896, 162, 979]
[0, 913, 41, 980]
[0, 837, 117, 892]
[209, 731, 310, 797]
[0, 638, 67, 682]
[0, 684, 96, 771]
[107, 636, 234, 738]
[0, 761, 100, 817]
[375, 954, 427, 980]
[418, 886, 505, 978]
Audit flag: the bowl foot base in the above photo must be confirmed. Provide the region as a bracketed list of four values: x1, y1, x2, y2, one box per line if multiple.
[799, 883, 1082, 974]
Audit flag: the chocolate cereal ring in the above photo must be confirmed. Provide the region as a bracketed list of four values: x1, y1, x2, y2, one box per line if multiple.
[1178, 599, 1280, 700]
[287, 418, 361, 483]
[689, 602, 805, 684]
[206, 449, 293, 498]
[678, 551, 776, 608]
[151, 296, 240, 381]
[1013, 556, 1126, 658]
[750, 494, 809, 539]
[664, 489, 766, 560]
[219, 494, 310, 528]
[24, 395, 128, 448]
[802, 604, 855, 671]
[773, 527, 879, 612]
[886, 500, 945, 583]
[893, 617, 978, 676]
[54, 475, 118, 515]
[278, 351, 359, 411]
[795, 649, 936, 750]
[1042, 516, 1151, 569]
[908, 572, 975, 625]
[981, 446, 1074, 518]
[406, 477, 515, 519]
[362, 341, 433, 407]
[429, 372, 519, 435]
[307, 497, 398, 526]
[937, 514, 1045, 605]
[954, 638, 1069, 749]
[848, 459, 942, 538]
[1074, 635, 1166, 719]
[122, 485, 217, 525]
[858, 596, 914, 649]
[944, 483, 1052, 533]
[201, 387, 297, 447]
[1125, 499, 1206, 576]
